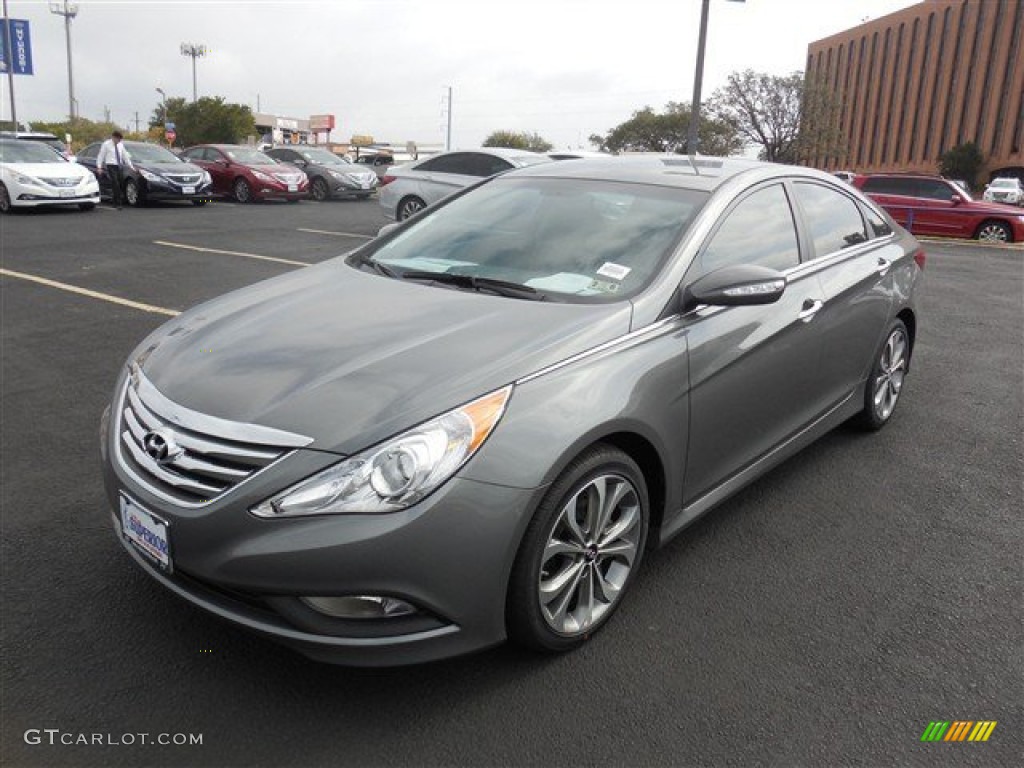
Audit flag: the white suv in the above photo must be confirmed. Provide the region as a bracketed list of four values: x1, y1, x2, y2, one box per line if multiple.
[983, 177, 1023, 206]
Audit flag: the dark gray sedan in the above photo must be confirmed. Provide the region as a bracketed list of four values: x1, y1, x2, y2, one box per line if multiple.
[266, 146, 378, 201]
[100, 156, 924, 665]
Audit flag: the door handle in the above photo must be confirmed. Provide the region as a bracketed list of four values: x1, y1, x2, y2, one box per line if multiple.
[877, 257, 891, 276]
[798, 299, 824, 322]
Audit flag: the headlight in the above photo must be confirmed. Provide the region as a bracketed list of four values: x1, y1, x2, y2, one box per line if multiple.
[329, 170, 347, 181]
[251, 386, 512, 517]
[201, 171, 212, 183]
[252, 169, 274, 182]
[139, 168, 161, 182]
[15, 174, 39, 185]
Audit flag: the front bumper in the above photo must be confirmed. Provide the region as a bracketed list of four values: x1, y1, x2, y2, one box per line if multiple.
[141, 177, 214, 201]
[102, 415, 543, 665]
[14, 186, 99, 207]
[328, 176, 378, 198]
[251, 179, 309, 201]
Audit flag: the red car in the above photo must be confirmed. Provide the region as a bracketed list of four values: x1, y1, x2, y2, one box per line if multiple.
[853, 173, 1024, 243]
[180, 144, 308, 203]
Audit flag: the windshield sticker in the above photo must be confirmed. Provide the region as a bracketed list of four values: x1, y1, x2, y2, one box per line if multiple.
[588, 279, 620, 294]
[525, 273, 596, 294]
[596, 262, 631, 281]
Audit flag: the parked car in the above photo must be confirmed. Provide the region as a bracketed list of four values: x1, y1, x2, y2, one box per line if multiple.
[101, 156, 924, 665]
[0, 130, 73, 160]
[265, 146, 378, 201]
[179, 144, 308, 203]
[379, 147, 550, 220]
[982, 177, 1024, 207]
[853, 173, 1024, 243]
[77, 140, 213, 207]
[0, 138, 99, 213]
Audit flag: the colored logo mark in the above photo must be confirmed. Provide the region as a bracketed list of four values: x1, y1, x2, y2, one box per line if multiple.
[920, 721, 997, 742]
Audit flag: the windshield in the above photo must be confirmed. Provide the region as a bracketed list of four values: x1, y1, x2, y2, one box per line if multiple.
[127, 143, 181, 164]
[364, 177, 707, 303]
[297, 148, 349, 165]
[0, 141, 66, 163]
[990, 179, 1019, 189]
[225, 147, 277, 165]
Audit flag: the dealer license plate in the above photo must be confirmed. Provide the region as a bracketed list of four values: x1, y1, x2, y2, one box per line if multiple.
[287, 184, 297, 192]
[59, 189, 77, 198]
[120, 495, 172, 570]
[182, 185, 195, 195]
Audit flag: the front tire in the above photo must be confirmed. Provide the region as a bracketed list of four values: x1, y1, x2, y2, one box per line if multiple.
[975, 220, 1012, 243]
[507, 444, 649, 652]
[853, 319, 910, 431]
[0, 183, 12, 213]
[397, 195, 425, 221]
[233, 177, 252, 203]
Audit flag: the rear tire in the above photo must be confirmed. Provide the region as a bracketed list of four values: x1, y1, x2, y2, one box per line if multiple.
[853, 319, 910, 431]
[507, 444, 649, 653]
[397, 195, 426, 221]
[233, 177, 252, 203]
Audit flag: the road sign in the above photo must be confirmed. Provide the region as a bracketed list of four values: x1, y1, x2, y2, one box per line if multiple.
[165, 130, 177, 143]
[0, 19, 33, 75]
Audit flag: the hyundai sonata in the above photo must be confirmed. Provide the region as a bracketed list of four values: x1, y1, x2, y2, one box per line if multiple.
[101, 156, 923, 665]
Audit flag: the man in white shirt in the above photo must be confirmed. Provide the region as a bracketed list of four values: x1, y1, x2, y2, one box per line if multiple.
[96, 131, 134, 209]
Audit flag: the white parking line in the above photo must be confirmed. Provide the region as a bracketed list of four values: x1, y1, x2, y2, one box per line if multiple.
[297, 228, 374, 240]
[153, 240, 309, 266]
[0, 269, 180, 316]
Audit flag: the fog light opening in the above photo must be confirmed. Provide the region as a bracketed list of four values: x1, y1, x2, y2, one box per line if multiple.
[300, 595, 418, 619]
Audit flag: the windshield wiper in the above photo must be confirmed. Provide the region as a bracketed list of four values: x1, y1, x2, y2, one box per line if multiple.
[399, 271, 545, 301]
[351, 253, 400, 278]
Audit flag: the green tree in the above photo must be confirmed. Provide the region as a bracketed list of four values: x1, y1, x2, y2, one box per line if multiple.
[28, 117, 123, 151]
[588, 102, 743, 156]
[150, 96, 255, 147]
[938, 143, 985, 191]
[483, 130, 553, 152]
[707, 69, 843, 164]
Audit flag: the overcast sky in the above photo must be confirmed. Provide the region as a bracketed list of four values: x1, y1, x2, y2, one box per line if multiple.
[3, 0, 920, 149]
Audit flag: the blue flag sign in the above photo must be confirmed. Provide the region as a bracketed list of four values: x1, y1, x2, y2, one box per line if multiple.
[0, 18, 34, 76]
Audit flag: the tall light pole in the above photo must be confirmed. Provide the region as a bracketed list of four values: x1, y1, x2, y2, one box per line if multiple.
[180, 43, 206, 102]
[49, 0, 78, 120]
[445, 86, 453, 152]
[156, 87, 167, 142]
[687, 0, 745, 155]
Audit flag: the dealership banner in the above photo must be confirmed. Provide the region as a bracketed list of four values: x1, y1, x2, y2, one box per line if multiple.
[0, 18, 34, 75]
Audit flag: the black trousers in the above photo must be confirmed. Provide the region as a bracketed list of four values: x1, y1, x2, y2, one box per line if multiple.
[106, 164, 125, 206]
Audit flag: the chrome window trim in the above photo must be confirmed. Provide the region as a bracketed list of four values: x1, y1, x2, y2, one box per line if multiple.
[786, 233, 896, 281]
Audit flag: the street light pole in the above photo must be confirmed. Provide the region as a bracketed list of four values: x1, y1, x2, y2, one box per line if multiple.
[49, 0, 78, 120]
[687, 0, 745, 156]
[180, 43, 206, 102]
[156, 86, 167, 144]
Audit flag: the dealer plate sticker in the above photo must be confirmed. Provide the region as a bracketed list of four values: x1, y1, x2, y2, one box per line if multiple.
[182, 185, 195, 194]
[59, 189, 77, 198]
[120, 495, 172, 570]
[288, 184, 298, 192]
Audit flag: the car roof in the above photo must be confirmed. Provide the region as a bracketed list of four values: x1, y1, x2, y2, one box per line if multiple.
[507, 155, 815, 192]
[443, 147, 544, 159]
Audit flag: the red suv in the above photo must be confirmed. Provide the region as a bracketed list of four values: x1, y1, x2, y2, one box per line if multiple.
[853, 173, 1024, 244]
[180, 144, 308, 203]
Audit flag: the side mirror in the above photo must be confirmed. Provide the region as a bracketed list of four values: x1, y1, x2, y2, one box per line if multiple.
[951, 194, 963, 205]
[684, 265, 787, 310]
[377, 222, 401, 238]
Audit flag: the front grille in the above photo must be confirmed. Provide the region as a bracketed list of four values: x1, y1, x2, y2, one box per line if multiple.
[38, 177, 80, 187]
[115, 365, 312, 507]
[273, 173, 303, 184]
[164, 174, 202, 185]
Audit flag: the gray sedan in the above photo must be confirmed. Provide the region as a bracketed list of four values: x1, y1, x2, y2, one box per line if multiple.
[265, 146, 378, 201]
[100, 156, 923, 665]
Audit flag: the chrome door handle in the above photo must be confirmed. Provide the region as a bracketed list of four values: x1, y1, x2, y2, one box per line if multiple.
[798, 299, 824, 322]
[877, 257, 891, 276]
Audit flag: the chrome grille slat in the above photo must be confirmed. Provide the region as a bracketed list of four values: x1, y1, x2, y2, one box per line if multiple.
[114, 366, 313, 507]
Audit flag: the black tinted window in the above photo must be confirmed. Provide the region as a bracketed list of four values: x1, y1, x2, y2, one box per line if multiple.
[917, 179, 955, 200]
[701, 184, 800, 273]
[465, 153, 514, 177]
[416, 153, 472, 174]
[78, 144, 99, 160]
[862, 176, 917, 196]
[793, 182, 868, 257]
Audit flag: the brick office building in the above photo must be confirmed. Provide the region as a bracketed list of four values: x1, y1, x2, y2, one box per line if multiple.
[805, 0, 1023, 182]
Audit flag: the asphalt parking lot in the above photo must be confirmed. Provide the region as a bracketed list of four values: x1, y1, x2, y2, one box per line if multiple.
[1, 197, 1021, 768]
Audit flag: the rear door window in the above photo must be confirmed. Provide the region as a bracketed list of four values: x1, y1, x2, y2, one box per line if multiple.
[862, 177, 917, 196]
[416, 153, 473, 175]
[793, 182, 869, 258]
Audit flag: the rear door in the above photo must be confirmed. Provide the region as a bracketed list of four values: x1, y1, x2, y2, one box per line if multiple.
[411, 153, 479, 205]
[789, 181, 896, 408]
[911, 178, 969, 237]
[682, 182, 829, 503]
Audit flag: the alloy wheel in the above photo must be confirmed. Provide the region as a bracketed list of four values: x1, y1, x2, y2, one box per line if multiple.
[872, 327, 907, 423]
[0, 184, 10, 213]
[234, 178, 251, 203]
[398, 197, 424, 220]
[977, 222, 1010, 243]
[311, 178, 329, 202]
[537, 473, 642, 635]
[125, 180, 139, 206]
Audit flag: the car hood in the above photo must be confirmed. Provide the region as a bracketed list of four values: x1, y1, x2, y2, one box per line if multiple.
[5, 162, 92, 178]
[135, 260, 631, 455]
[136, 161, 206, 175]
